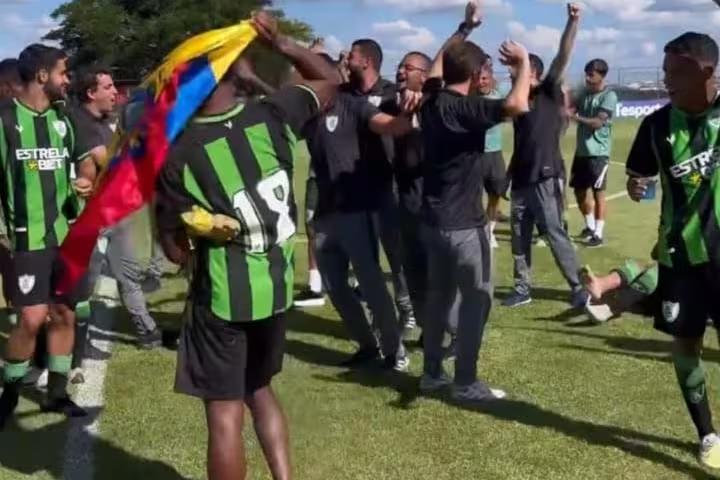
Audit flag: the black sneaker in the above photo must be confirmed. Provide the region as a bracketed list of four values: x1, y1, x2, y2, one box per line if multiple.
[586, 235, 604, 248]
[579, 227, 594, 240]
[571, 288, 591, 310]
[339, 347, 380, 368]
[137, 329, 163, 350]
[0, 384, 20, 430]
[42, 396, 87, 418]
[502, 292, 532, 308]
[293, 288, 325, 308]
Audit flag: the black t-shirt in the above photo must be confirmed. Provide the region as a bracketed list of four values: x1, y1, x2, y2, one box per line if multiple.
[419, 78, 505, 229]
[68, 104, 114, 162]
[509, 76, 565, 189]
[303, 79, 396, 217]
[394, 117, 424, 215]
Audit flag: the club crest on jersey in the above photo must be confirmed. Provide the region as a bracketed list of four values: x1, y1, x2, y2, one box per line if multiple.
[325, 115, 338, 133]
[368, 96, 382, 107]
[53, 120, 67, 138]
[662, 301, 680, 323]
[18, 275, 35, 295]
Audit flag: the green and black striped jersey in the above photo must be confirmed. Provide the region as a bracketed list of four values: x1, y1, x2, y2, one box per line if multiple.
[627, 97, 720, 269]
[0, 99, 85, 251]
[156, 85, 320, 322]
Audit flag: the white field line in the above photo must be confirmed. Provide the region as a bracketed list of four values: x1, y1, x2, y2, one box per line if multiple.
[62, 276, 120, 480]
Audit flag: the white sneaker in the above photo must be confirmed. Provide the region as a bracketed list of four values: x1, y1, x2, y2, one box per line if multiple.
[36, 369, 48, 388]
[490, 235, 499, 249]
[420, 373, 452, 393]
[452, 381, 507, 402]
[700, 433, 720, 469]
[535, 238, 547, 248]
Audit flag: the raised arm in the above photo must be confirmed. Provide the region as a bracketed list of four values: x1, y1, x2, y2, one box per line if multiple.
[253, 12, 340, 83]
[429, 1, 482, 79]
[499, 41, 531, 117]
[546, 3, 581, 83]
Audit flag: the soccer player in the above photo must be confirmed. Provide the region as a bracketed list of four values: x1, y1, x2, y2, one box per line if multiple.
[155, 13, 337, 480]
[502, 3, 588, 309]
[626, 31, 720, 469]
[304, 40, 418, 370]
[0, 44, 96, 427]
[418, 2, 532, 401]
[477, 58, 507, 249]
[569, 58, 618, 247]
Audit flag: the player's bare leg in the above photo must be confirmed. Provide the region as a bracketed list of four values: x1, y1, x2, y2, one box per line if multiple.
[579, 267, 622, 301]
[575, 188, 595, 234]
[594, 189, 607, 238]
[246, 386, 292, 480]
[487, 194, 501, 247]
[205, 399, 248, 480]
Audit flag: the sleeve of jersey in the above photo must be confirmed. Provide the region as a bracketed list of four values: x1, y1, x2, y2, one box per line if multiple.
[600, 91, 619, 119]
[264, 85, 321, 138]
[155, 153, 195, 235]
[454, 97, 506, 133]
[626, 117, 658, 177]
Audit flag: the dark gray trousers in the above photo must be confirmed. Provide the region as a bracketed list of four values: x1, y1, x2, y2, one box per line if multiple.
[422, 225, 492, 386]
[511, 178, 581, 296]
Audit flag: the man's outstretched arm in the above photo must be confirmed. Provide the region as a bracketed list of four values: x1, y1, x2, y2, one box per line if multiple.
[546, 3, 581, 83]
[428, 1, 483, 80]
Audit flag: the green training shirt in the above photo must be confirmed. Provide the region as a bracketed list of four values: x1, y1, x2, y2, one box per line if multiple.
[626, 97, 720, 269]
[156, 85, 320, 322]
[0, 99, 86, 251]
[575, 87, 618, 158]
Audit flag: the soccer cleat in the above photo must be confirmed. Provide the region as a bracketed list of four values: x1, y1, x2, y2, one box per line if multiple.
[452, 381, 507, 402]
[70, 368, 85, 385]
[420, 373, 453, 393]
[0, 384, 20, 430]
[137, 329, 163, 350]
[700, 433, 720, 469]
[586, 235, 604, 248]
[502, 292, 532, 308]
[400, 311, 417, 331]
[384, 353, 410, 372]
[579, 227, 594, 240]
[339, 347, 380, 368]
[42, 396, 88, 418]
[293, 288, 326, 308]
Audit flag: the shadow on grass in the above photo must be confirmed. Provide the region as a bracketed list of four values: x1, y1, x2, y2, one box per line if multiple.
[285, 308, 349, 342]
[495, 286, 571, 305]
[292, 332, 713, 478]
[0, 406, 190, 479]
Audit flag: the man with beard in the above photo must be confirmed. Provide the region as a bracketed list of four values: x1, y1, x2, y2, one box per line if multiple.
[305, 39, 419, 370]
[0, 44, 96, 426]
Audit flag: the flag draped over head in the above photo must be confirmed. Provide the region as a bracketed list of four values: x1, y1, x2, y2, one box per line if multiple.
[56, 21, 258, 296]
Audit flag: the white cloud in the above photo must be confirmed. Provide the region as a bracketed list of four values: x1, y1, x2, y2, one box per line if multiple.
[577, 27, 621, 43]
[364, 0, 512, 14]
[506, 21, 561, 53]
[323, 35, 344, 57]
[372, 19, 437, 49]
[640, 41, 656, 56]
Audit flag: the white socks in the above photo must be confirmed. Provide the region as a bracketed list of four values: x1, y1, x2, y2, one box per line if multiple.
[595, 220, 605, 239]
[584, 214, 596, 231]
[309, 269, 322, 293]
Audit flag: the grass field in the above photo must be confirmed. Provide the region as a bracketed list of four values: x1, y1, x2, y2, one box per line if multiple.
[3, 119, 720, 480]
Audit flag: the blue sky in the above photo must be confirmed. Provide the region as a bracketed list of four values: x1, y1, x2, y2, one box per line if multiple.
[2, 0, 719, 84]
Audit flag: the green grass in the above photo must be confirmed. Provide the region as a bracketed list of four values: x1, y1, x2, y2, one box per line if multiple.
[3, 119, 720, 479]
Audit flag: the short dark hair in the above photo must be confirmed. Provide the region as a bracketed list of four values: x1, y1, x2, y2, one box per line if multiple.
[403, 51, 432, 69]
[665, 32, 719, 66]
[17, 44, 66, 84]
[443, 41, 488, 85]
[529, 54, 544, 78]
[0, 58, 20, 100]
[352, 39, 383, 70]
[72, 65, 113, 103]
[585, 58, 609, 77]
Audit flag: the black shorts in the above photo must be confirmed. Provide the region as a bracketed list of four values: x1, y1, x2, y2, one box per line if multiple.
[9, 248, 77, 308]
[481, 151, 507, 197]
[653, 265, 720, 338]
[175, 305, 287, 400]
[570, 156, 610, 191]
